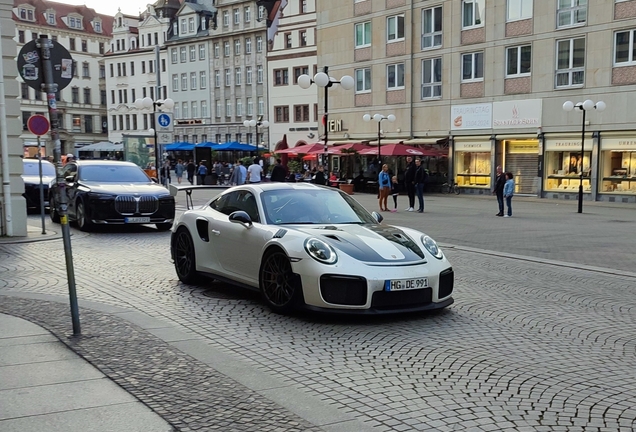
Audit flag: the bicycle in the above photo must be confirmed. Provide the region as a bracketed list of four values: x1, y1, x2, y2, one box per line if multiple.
[441, 179, 460, 195]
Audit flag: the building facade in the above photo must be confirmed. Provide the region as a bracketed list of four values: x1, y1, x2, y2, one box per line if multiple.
[267, 0, 319, 151]
[14, 0, 113, 156]
[317, 0, 636, 202]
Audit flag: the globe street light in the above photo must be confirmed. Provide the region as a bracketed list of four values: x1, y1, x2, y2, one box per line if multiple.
[298, 66, 354, 174]
[363, 113, 396, 165]
[562, 99, 606, 214]
[243, 116, 269, 153]
[134, 97, 174, 185]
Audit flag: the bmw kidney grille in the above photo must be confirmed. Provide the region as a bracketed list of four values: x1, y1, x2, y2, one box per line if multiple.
[114, 195, 158, 215]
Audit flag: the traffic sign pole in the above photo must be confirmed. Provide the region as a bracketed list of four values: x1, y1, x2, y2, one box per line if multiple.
[37, 136, 45, 234]
[27, 114, 50, 235]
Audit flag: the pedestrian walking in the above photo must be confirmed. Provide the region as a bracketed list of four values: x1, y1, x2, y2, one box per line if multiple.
[404, 156, 416, 211]
[378, 164, 391, 212]
[503, 172, 515, 217]
[270, 158, 287, 182]
[390, 176, 400, 212]
[160, 161, 171, 187]
[493, 165, 505, 216]
[246, 158, 263, 184]
[186, 159, 196, 185]
[174, 159, 185, 184]
[414, 158, 428, 213]
[197, 161, 208, 185]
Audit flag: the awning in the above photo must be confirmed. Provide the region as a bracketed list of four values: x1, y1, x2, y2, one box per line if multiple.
[165, 142, 195, 151]
[78, 142, 123, 152]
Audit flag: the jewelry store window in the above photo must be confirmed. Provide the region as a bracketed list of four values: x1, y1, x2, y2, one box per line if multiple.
[599, 149, 636, 194]
[544, 151, 591, 192]
[455, 151, 491, 188]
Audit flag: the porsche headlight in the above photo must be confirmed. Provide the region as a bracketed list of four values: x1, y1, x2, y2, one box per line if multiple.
[421, 235, 443, 260]
[304, 238, 338, 265]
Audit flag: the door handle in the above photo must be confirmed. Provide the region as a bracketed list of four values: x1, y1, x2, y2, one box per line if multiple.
[210, 229, 220, 236]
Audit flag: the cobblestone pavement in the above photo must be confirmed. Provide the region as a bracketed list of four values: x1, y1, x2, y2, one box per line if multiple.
[1, 211, 635, 431]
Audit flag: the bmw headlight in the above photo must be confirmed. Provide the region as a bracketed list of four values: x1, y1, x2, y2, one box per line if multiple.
[421, 235, 443, 260]
[304, 238, 338, 265]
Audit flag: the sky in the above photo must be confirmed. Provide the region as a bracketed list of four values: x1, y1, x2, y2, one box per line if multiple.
[61, 0, 151, 17]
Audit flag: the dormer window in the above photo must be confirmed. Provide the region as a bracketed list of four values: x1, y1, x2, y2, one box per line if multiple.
[94, 20, 102, 33]
[19, 7, 35, 21]
[173, 22, 178, 35]
[201, 16, 206, 31]
[118, 17, 122, 27]
[47, 12, 55, 25]
[68, 16, 83, 29]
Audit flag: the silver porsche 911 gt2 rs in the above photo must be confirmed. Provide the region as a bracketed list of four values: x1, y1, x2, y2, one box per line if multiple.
[170, 183, 454, 314]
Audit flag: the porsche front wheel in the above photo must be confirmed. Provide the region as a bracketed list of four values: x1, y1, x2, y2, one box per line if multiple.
[260, 250, 300, 314]
[173, 228, 201, 284]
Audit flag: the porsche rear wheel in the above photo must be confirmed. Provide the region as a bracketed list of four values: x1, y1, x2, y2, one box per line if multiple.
[174, 227, 201, 284]
[260, 250, 299, 314]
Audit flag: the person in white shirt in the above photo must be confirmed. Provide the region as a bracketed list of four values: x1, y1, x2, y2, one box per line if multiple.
[246, 159, 263, 183]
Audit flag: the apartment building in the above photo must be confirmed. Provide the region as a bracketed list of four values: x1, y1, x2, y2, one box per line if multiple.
[317, 0, 636, 202]
[14, 0, 113, 156]
[267, 0, 319, 151]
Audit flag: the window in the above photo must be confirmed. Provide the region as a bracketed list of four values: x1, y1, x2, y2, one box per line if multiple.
[190, 45, 196, 61]
[285, 33, 292, 48]
[355, 22, 371, 48]
[81, 40, 87, 52]
[199, 44, 205, 60]
[293, 66, 309, 84]
[191, 72, 197, 90]
[162, 59, 166, 72]
[99, 65, 105, 78]
[99, 42, 104, 54]
[461, 52, 484, 82]
[83, 88, 91, 104]
[556, 38, 585, 88]
[275, 106, 290, 122]
[22, 112, 30, 131]
[182, 102, 189, 119]
[301, 0, 308, 13]
[68, 16, 82, 29]
[256, 36, 263, 52]
[557, 0, 587, 28]
[47, 13, 55, 25]
[69, 38, 76, 51]
[274, 68, 289, 85]
[130, 62, 135, 76]
[141, 62, 146, 74]
[246, 67, 252, 84]
[201, 101, 208, 117]
[223, 10, 229, 26]
[122, 62, 126, 76]
[73, 60, 78, 77]
[235, 40, 241, 55]
[72, 115, 81, 132]
[95, 21, 101, 33]
[422, 6, 442, 49]
[300, 30, 307, 46]
[387, 63, 405, 89]
[180, 47, 187, 62]
[236, 99, 243, 116]
[234, 8, 240, 24]
[72, 87, 79, 103]
[216, 100, 221, 117]
[171, 48, 178, 63]
[387, 15, 405, 42]
[181, 73, 188, 90]
[111, 90, 115, 104]
[21, 82, 29, 99]
[191, 101, 198, 118]
[224, 41, 230, 56]
[245, 38, 252, 54]
[462, 0, 485, 29]
[257, 65, 264, 83]
[180, 18, 187, 33]
[200, 71, 207, 89]
[214, 43, 220, 58]
[85, 115, 93, 133]
[225, 69, 231, 86]
[82, 62, 89, 78]
[422, 58, 442, 99]
[258, 97, 264, 115]
[149, 60, 154, 73]
[258, 5, 266, 20]
[294, 105, 310, 122]
[507, 0, 533, 21]
[18, 30, 25, 43]
[244, 6, 251, 22]
[132, 115, 137, 130]
[506, 45, 532, 77]
[188, 17, 195, 32]
[615, 29, 636, 65]
[215, 70, 220, 87]
[100, 90, 106, 105]
[225, 99, 232, 116]
[247, 98, 253, 115]
[355, 68, 371, 93]
[131, 89, 136, 101]
[235, 68, 242, 85]
[174, 105, 180, 119]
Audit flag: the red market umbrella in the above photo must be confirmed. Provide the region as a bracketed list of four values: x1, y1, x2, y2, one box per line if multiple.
[358, 144, 430, 156]
[334, 143, 373, 152]
[276, 143, 325, 154]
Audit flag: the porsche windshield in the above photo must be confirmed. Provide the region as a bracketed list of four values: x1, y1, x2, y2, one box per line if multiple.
[78, 165, 150, 183]
[23, 161, 56, 176]
[261, 189, 377, 225]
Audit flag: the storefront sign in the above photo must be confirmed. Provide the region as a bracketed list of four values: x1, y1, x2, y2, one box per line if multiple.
[544, 138, 592, 151]
[454, 141, 492, 152]
[507, 140, 539, 154]
[601, 138, 636, 150]
[451, 103, 492, 130]
[327, 119, 343, 133]
[492, 99, 542, 129]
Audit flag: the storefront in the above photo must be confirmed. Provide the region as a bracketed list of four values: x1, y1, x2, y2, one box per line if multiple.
[454, 138, 492, 190]
[498, 137, 539, 195]
[598, 134, 636, 198]
[543, 135, 593, 195]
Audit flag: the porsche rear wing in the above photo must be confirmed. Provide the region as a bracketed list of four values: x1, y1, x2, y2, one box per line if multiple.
[169, 184, 231, 209]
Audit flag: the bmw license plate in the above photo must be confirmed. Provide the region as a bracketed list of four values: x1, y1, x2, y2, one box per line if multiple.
[124, 217, 150, 223]
[385, 278, 428, 291]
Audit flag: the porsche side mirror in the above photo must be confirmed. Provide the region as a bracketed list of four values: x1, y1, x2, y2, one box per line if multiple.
[371, 211, 383, 224]
[229, 210, 253, 228]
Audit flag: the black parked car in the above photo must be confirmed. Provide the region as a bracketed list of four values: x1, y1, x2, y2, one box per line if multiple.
[22, 158, 56, 213]
[49, 160, 175, 231]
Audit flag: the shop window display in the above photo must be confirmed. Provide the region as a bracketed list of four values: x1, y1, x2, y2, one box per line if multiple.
[544, 151, 591, 192]
[599, 151, 636, 194]
[455, 152, 491, 188]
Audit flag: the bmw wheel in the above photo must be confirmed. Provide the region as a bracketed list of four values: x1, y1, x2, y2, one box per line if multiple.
[260, 250, 301, 314]
[76, 200, 94, 232]
[173, 227, 201, 284]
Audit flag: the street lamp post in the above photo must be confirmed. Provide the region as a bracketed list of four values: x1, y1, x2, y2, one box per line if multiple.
[243, 116, 269, 153]
[562, 99, 606, 214]
[134, 96, 175, 185]
[298, 66, 354, 174]
[363, 113, 396, 165]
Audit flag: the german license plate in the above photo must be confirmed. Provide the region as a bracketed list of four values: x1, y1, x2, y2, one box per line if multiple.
[124, 217, 150, 223]
[385, 278, 428, 291]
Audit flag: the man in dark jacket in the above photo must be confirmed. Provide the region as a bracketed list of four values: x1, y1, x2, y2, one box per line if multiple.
[312, 165, 327, 185]
[493, 165, 506, 216]
[403, 156, 416, 211]
[186, 159, 196, 185]
[270, 158, 287, 182]
[414, 159, 428, 213]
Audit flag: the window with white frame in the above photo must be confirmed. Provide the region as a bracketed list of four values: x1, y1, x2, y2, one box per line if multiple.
[188, 17, 195, 32]
[355, 68, 371, 93]
[236, 68, 242, 85]
[422, 6, 442, 50]
[225, 69, 231, 86]
[234, 8, 240, 24]
[461, 52, 484, 82]
[462, 0, 485, 29]
[215, 70, 220, 87]
[172, 74, 178, 92]
[191, 72, 197, 90]
[387, 15, 405, 42]
[190, 45, 196, 61]
[387, 63, 405, 89]
[557, 0, 587, 28]
[256, 36, 263, 52]
[200, 71, 207, 89]
[247, 97, 253, 115]
[246, 67, 252, 84]
[258, 97, 264, 115]
[180, 47, 187, 62]
[191, 101, 197, 118]
[257, 65, 263, 83]
[180, 18, 187, 33]
[201, 101, 208, 117]
[224, 41, 230, 56]
[422, 58, 442, 99]
[181, 73, 188, 90]
[506, 45, 531, 77]
[47, 12, 55, 25]
[235, 39, 241, 55]
[507, 0, 533, 22]
[236, 99, 243, 116]
[355, 22, 371, 48]
[246, 38, 252, 54]
[199, 44, 205, 60]
[615, 29, 636, 65]
[182, 102, 189, 119]
[171, 48, 178, 64]
[216, 100, 221, 117]
[214, 43, 220, 58]
[556, 37, 585, 87]
[174, 105, 180, 119]
[223, 10, 229, 26]
[258, 5, 265, 21]
[225, 99, 232, 116]
[244, 6, 251, 22]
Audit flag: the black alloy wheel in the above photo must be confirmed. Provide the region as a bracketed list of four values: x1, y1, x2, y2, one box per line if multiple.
[76, 200, 93, 232]
[49, 195, 60, 223]
[174, 227, 201, 284]
[260, 250, 299, 314]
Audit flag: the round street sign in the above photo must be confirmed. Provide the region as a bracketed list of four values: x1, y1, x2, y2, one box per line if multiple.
[17, 39, 74, 92]
[27, 114, 50, 136]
